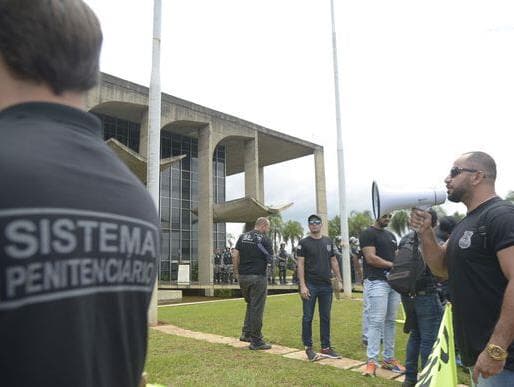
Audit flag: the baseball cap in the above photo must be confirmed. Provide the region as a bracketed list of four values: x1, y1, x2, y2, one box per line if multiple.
[307, 214, 322, 222]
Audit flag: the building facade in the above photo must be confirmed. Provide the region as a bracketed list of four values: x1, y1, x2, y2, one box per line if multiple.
[87, 73, 328, 291]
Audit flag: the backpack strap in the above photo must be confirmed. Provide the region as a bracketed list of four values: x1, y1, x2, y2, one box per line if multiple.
[476, 200, 514, 250]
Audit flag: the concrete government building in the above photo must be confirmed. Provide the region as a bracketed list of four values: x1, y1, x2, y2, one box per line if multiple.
[86, 73, 328, 290]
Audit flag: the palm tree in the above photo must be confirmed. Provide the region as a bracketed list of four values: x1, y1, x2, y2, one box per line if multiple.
[282, 220, 304, 251]
[268, 213, 284, 253]
[390, 210, 409, 237]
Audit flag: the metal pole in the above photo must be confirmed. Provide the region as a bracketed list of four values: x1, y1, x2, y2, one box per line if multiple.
[147, 0, 162, 326]
[330, 0, 352, 297]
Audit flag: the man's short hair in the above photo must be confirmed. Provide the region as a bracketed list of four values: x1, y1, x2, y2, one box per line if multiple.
[463, 151, 497, 181]
[0, 0, 103, 95]
[255, 217, 269, 227]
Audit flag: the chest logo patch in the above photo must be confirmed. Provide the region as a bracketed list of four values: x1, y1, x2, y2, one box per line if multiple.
[458, 231, 473, 249]
[326, 244, 332, 252]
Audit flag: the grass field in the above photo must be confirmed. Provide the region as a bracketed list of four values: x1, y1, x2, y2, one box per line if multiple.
[145, 293, 469, 386]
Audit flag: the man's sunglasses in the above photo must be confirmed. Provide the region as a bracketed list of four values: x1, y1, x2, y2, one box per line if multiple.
[449, 166, 482, 178]
[308, 220, 322, 225]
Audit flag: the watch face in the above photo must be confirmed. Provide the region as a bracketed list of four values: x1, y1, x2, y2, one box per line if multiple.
[488, 344, 508, 360]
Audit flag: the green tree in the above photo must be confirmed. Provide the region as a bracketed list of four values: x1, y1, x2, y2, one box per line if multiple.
[328, 210, 374, 240]
[282, 220, 304, 251]
[348, 210, 374, 238]
[452, 211, 465, 222]
[390, 210, 409, 237]
[328, 215, 341, 239]
[506, 190, 514, 203]
[268, 213, 284, 253]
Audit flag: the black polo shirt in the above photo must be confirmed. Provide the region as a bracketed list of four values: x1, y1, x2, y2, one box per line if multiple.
[446, 197, 514, 369]
[359, 226, 397, 281]
[235, 230, 273, 275]
[0, 103, 159, 387]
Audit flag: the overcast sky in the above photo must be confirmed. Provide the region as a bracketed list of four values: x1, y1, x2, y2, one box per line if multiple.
[84, 0, 514, 235]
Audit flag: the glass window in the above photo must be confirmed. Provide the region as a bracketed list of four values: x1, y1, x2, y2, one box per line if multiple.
[171, 210, 180, 229]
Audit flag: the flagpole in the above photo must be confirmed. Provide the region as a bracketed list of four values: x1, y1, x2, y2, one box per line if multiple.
[147, 0, 162, 326]
[330, 0, 352, 297]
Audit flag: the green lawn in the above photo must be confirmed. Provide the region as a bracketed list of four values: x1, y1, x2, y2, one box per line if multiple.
[146, 330, 398, 386]
[148, 293, 469, 386]
[157, 294, 391, 361]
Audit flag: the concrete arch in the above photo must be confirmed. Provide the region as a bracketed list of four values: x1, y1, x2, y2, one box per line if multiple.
[161, 119, 208, 139]
[88, 101, 148, 124]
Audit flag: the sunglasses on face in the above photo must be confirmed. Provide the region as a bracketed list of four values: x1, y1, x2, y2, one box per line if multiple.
[449, 166, 480, 178]
[309, 220, 322, 225]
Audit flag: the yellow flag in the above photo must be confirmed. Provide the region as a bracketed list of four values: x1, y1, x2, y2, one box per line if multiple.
[415, 303, 458, 387]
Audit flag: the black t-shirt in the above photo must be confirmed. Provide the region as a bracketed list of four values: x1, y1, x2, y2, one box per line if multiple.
[446, 197, 514, 369]
[296, 236, 336, 285]
[235, 230, 273, 275]
[359, 226, 397, 280]
[0, 103, 159, 387]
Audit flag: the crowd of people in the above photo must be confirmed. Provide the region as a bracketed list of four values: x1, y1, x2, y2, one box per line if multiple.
[1, 2, 513, 386]
[232, 152, 514, 387]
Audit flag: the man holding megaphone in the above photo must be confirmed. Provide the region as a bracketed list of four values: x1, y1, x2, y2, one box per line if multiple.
[410, 151, 514, 386]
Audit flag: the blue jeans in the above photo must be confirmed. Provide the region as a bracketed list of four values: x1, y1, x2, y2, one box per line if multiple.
[239, 274, 268, 340]
[469, 368, 514, 387]
[402, 293, 443, 383]
[302, 282, 333, 348]
[365, 279, 401, 362]
[362, 280, 370, 342]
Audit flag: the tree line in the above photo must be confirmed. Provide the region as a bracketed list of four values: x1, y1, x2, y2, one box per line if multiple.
[232, 190, 514, 250]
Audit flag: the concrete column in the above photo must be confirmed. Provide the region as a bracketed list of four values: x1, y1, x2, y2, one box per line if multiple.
[258, 167, 265, 203]
[244, 137, 260, 200]
[314, 148, 329, 235]
[139, 110, 149, 157]
[198, 126, 214, 295]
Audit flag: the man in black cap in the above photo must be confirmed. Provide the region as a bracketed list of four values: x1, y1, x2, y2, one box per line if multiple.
[297, 214, 343, 361]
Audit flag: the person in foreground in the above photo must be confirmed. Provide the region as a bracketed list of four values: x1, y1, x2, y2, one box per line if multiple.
[410, 151, 514, 387]
[297, 214, 343, 361]
[0, 1, 159, 386]
[232, 217, 273, 350]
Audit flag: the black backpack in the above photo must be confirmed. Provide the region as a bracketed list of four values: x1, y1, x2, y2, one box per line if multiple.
[387, 232, 425, 296]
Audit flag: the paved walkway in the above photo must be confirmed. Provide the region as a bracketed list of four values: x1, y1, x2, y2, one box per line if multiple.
[153, 323, 406, 384]
[154, 295, 467, 386]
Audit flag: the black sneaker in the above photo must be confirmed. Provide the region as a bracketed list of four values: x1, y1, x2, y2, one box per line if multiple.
[239, 335, 251, 342]
[249, 340, 272, 350]
[305, 347, 321, 362]
[320, 347, 342, 359]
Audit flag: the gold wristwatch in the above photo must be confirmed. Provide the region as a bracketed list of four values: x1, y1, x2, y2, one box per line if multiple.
[486, 344, 508, 361]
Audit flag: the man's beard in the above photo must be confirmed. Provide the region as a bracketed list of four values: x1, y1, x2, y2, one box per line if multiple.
[448, 186, 465, 203]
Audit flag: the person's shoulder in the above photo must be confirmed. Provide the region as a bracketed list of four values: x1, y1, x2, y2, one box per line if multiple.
[476, 199, 514, 225]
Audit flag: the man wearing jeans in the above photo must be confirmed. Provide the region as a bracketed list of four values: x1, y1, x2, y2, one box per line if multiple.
[400, 210, 443, 387]
[360, 213, 405, 376]
[297, 214, 343, 361]
[233, 217, 273, 350]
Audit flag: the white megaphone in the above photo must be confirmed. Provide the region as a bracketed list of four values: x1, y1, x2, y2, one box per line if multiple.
[372, 181, 447, 219]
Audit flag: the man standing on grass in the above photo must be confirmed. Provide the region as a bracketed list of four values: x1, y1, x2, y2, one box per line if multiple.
[232, 217, 273, 350]
[297, 214, 343, 361]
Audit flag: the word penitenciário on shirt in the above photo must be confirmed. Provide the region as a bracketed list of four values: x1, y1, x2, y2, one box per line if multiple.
[0, 209, 158, 310]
